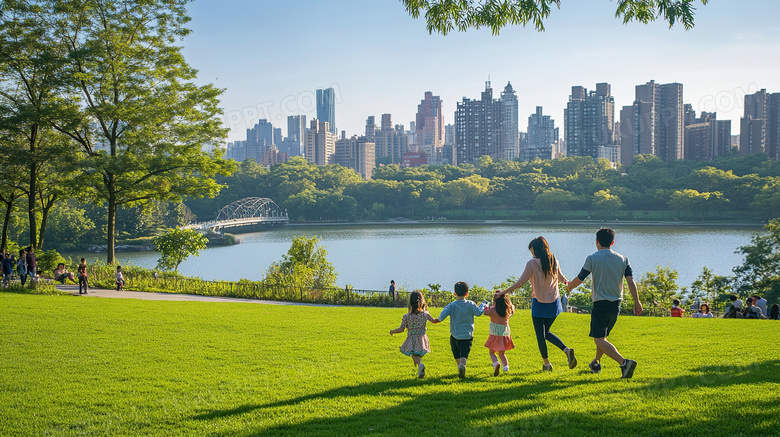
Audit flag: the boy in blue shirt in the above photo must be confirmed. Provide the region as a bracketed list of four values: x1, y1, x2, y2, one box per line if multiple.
[435, 281, 485, 379]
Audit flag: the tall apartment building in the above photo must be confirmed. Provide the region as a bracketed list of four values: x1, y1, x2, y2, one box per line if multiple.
[564, 83, 615, 159]
[305, 119, 336, 166]
[281, 115, 306, 157]
[334, 136, 376, 180]
[740, 89, 780, 160]
[620, 80, 684, 165]
[684, 110, 731, 161]
[374, 113, 409, 164]
[455, 81, 516, 165]
[499, 83, 519, 160]
[246, 119, 274, 148]
[523, 106, 558, 161]
[316, 88, 336, 134]
[227, 119, 279, 162]
[365, 116, 377, 141]
[415, 91, 444, 161]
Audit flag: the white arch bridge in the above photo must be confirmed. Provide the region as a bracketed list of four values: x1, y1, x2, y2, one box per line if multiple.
[194, 197, 289, 232]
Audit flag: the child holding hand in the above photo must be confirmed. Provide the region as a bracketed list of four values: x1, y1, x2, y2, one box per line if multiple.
[483, 293, 515, 376]
[390, 291, 437, 378]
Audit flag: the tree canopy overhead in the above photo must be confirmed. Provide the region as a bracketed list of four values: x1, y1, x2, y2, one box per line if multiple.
[402, 0, 709, 35]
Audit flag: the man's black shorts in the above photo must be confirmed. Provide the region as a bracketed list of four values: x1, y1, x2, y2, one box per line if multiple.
[450, 336, 473, 359]
[589, 299, 622, 338]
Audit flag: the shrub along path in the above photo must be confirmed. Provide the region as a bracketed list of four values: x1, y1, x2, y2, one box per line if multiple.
[54, 284, 339, 306]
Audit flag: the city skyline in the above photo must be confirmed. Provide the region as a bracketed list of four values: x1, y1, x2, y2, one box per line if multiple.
[181, 1, 780, 143]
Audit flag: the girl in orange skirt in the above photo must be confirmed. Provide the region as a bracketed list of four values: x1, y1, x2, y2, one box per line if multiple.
[483, 293, 515, 376]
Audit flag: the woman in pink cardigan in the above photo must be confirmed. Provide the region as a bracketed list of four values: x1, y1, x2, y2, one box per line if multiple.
[495, 236, 577, 371]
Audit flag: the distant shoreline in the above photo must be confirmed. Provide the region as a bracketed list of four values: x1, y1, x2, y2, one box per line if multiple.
[286, 220, 766, 229]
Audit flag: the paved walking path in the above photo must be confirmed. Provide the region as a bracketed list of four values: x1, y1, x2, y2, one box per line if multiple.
[54, 284, 340, 306]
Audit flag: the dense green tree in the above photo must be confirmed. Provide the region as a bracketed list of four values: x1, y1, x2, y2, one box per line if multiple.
[43, 201, 95, 250]
[444, 175, 489, 207]
[532, 188, 576, 217]
[0, 3, 74, 249]
[47, 0, 233, 263]
[637, 266, 680, 310]
[732, 219, 780, 304]
[750, 178, 780, 221]
[689, 266, 731, 305]
[263, 236, 337, 289]
[591, 189, 624, 220]
[402, 0, 708, 35]
[153, 228, 208, 272]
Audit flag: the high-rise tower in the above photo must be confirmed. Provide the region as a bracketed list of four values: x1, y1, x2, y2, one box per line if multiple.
[316, 88, 336, 134]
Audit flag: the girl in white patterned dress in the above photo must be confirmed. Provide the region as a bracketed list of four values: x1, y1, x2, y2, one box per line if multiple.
[390, 291, 438, 378]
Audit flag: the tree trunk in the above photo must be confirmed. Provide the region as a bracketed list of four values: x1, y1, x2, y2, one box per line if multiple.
[28, 127, 38, 249]
[37, 195, 56, 250]
[107, 183, 116, 264]
[1, 195, 17, 252]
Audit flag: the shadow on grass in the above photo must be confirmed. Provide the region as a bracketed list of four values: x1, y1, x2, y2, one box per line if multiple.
[194, 360, 780, 436]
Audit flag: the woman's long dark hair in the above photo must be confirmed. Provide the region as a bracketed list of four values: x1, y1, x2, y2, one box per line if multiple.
[529, 236, 556, 278]
[770, 304, 780, 320]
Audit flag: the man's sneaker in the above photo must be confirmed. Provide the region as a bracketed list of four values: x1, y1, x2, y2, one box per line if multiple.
[493, 362, 501, 377]
[589, 361, 601, 374]
[620, 359, 637, 379]
[542, 363, 553, 372]
[418, 363, 426, 379]
[565, 348, 578, 369]
[457, 364, 466, 379]
[503, 366, 509, 372]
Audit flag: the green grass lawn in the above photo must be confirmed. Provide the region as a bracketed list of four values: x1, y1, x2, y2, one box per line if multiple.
[1, 293, 778, 436]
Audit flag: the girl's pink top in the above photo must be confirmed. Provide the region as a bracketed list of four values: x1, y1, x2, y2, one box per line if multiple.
[483, 306, 513, 325]
[518, 258, 567, 303]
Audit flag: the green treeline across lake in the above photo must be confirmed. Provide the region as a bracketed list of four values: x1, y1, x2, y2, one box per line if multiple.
[5, 153, 780, 253]
[186, 153, 780, 223]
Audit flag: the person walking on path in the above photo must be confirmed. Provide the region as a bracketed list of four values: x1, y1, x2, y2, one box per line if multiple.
[496, 236, 576, 372]
[566, 228, 643, 379]
[115, 266, 125, 291]
[25, 247, 37, 281]
[390, 291, 438, 378]
[389, 280, 398, 304]
[77, 258, 89, 295]
[17, 249, 28, 287]
[2, 252, 14, 288]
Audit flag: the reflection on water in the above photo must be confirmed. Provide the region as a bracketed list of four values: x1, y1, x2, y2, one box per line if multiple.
[71, 223, 763, 292]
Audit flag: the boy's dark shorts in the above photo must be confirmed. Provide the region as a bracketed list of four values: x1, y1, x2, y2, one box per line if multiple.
[450, 336, 473, 360]
[589, 299, 622, 338]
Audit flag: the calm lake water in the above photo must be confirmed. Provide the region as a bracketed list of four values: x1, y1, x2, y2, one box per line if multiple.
[74, 223, 764, 292]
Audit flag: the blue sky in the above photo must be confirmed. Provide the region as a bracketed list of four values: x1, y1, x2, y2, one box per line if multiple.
[181, 0, 780, 143]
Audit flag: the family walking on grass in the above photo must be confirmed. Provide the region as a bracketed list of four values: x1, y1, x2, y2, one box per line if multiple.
[390, 227, 643, 380]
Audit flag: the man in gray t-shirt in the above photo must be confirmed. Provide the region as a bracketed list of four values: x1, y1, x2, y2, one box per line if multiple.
[567, 228, 643, 379]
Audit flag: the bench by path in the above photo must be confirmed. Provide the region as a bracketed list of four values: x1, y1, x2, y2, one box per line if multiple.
[54, 284, 341, 307]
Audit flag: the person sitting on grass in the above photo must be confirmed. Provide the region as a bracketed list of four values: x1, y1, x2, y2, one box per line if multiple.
[53, 263, 77, 284]
[743, 297, 766, 319]
[389, 291, 438, 379]
[690, 303, 713, 318]
[723, 294, 743, 318]
[434, 281, 485, 379]
[670, 299, 684, 317]
[769, 304, 780, 320]
[115, 265, 125, 291]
